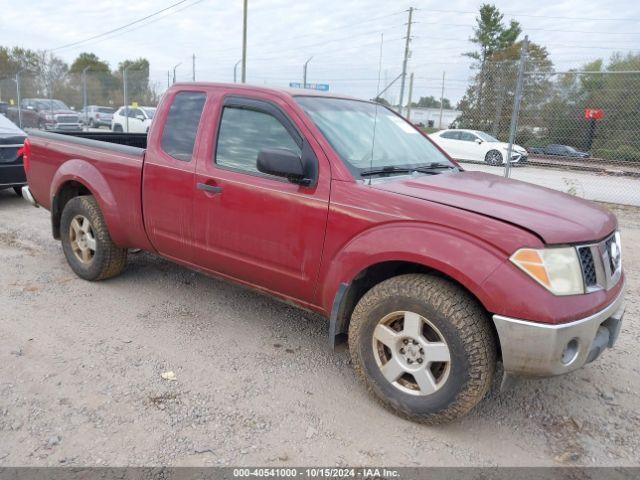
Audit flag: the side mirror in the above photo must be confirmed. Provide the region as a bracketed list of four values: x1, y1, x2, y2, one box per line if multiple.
[135, 114, 145, 121]
[257, 148, 309, 185]
[475, 138, 483, 144]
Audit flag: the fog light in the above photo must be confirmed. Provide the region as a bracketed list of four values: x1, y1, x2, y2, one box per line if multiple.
[561, 338, 579, 365]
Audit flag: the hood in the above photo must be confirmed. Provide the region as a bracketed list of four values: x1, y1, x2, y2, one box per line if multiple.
[374, 171, 616, 244]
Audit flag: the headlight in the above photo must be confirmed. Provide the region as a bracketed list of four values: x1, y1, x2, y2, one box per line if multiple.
[510, 247, 584, 295]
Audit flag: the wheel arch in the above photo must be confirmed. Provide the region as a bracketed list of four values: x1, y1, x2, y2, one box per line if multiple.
[322, 225, 505, 353]
[50, 160, 121, 243]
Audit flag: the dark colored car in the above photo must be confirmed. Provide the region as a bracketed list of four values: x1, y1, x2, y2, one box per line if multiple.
[0, 114, 27, 195]
[529, 144, 590, 158]
[7, 98, 81, 131]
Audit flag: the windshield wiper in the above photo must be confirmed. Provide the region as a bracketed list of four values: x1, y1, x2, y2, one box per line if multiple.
[360, 166, 414, 177]
[414, 162, 458, 172]
[360, 163, 457, 177]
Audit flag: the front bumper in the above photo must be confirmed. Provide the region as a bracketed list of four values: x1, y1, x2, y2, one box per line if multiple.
[493, 287, 625, 376]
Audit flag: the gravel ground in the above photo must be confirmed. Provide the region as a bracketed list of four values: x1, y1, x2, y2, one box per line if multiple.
[0, 188, 638, 467]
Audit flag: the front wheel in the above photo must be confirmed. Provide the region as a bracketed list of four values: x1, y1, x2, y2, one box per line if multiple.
[348, 274, 496, 424]
[60, 196, 127, 281]
[13, 186, 23, 197]
[485, 150, 503, 166]
[113, 124, 123, 132]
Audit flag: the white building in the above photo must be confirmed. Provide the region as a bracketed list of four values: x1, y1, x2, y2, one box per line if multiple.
[402, 107, 461, 129]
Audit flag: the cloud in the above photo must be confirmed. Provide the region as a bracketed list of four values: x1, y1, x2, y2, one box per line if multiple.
[1, 0, 638, 103]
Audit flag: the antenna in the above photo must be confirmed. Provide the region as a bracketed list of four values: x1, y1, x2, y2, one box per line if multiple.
[369, 33, 384, 186]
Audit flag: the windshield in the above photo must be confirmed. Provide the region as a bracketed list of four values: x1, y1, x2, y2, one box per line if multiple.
[296, 97, 455, 177]
[142, 107, 156, 119]
[34, 100, 68, 111]
[564, 145, 576, 152]
[475, 131, 500, 142]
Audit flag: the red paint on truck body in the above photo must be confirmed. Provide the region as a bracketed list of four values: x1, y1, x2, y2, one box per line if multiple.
[26, 82, 622, 325]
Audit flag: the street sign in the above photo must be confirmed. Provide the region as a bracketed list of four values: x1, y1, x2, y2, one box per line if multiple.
[585, 108, 603, 120]
[289, 82, 329, 92]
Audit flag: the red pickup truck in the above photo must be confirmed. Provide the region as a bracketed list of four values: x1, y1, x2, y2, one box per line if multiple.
[21, 83, 625, 424]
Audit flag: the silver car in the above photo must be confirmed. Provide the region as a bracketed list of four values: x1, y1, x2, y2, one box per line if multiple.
[81, 105, 115, 128]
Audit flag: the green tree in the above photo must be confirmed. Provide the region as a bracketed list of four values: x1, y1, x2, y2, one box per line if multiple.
[411, 96, 452, 109]
[465, 4, 521, 62]
[68, 53, 118, 108]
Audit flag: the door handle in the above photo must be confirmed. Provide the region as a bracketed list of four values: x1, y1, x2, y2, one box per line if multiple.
[197, 182, 223, 194]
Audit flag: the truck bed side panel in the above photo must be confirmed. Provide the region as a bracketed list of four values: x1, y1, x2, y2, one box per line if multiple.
[26, 131, 153, 251]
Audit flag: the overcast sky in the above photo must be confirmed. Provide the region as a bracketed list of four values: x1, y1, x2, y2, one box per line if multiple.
[1, 0, 639, 104]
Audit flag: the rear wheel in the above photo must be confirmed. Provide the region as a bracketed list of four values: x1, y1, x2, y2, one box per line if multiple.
[13, 186, 22, 197]
[348, 274, 496, 424]
[485, 150, 503, 166]
[60, 196, 127, 281]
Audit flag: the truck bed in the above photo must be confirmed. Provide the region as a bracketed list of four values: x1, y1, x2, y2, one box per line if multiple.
[26, 128, 151, 251]
[43, 130, 148, 149]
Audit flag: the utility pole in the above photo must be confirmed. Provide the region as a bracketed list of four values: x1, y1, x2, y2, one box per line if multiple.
[241, 0, 248, 83]
[167, 70, 170, 88]
[438, 71, 445, 129]
[234, 60, 241, 83]
[192, 54, 196, 81]
[16, 72, 22, 129]
[172, 62, 182, 84]
[123, 64, 133, 133]
[398, 6, 414, 111]
[303, 56, 313, 88]
[406, 73, 414, 120]
[82, 66, 90, 125]
[505, 35, 528, 179]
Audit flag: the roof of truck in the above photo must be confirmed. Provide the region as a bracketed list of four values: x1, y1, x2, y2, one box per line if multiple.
[172, 82, 359, 101]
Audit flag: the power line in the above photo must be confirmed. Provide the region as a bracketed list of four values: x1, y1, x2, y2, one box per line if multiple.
[51, 0, 201, 51]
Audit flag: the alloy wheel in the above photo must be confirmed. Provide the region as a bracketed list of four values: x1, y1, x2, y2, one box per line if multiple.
[372, 311, 451, 396]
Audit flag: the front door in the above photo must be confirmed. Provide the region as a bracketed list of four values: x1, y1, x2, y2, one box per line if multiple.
[193, 94, 331, 303]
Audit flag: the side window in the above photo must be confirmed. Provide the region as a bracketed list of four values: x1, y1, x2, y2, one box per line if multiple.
[443, 131, 460, 140]
[215, 106, 301, 175]
[459, 132, 476, 142]
[160, 91, 206, 162]
[128, 108, 141, 118]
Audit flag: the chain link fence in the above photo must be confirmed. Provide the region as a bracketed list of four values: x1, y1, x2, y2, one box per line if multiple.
[0, 68, 157, 132]
[445, 50, 640, 207]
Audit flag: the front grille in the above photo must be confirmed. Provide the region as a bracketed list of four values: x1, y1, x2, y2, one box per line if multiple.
[55, 115, 79, 123]
[578, 247, 597, 287]
[577, 232, 622, 292]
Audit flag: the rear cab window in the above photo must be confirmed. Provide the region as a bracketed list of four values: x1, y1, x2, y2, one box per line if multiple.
[160, 91, 207, 161]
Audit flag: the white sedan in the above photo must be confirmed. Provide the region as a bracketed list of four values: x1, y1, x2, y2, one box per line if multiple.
[429, 129, 527, 165]
[111, 106, 156, 133]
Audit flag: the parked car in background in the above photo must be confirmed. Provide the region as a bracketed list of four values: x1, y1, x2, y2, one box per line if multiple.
[80, 105, 115, 128]
[6, 98, 81, 131]
[430, 129, 528, 165]
[22, 83, 625, 424]
[111, 106, 156, 133]
[528, 144, 590, 158]
[0, 114, 26, 196]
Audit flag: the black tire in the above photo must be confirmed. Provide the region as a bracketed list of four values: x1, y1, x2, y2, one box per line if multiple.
[113, 124, 123, 132]
[60, 196, 127, 281]
[89, 118, 95, 128]
[485, 150, 503, 166]
[13, 186, 23, 197]
[348, 274, 496, 424]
